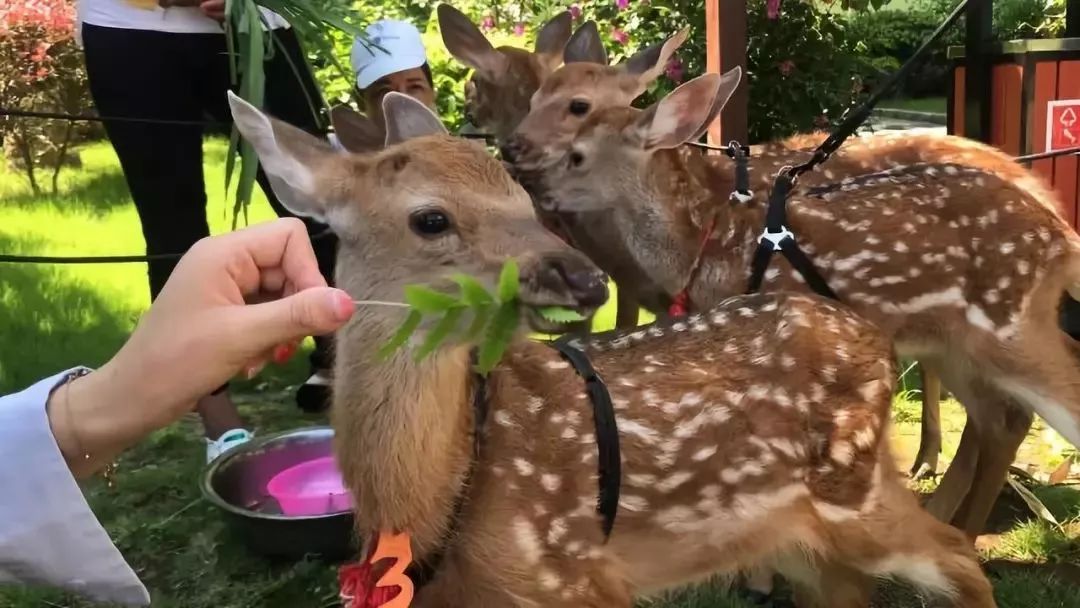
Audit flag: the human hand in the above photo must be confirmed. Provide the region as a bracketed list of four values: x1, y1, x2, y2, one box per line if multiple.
[49, 219, 353, 475]
[199, 0, 226, 21]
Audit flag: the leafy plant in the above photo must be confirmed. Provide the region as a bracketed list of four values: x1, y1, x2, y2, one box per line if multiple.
[223, 0, 368, 226]
[377, 260, 521, 374]
[376, 260, 585, 374]
[0, 0, 95, 195]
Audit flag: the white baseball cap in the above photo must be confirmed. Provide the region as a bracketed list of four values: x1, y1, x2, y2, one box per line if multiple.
[351, 19, 428, 89]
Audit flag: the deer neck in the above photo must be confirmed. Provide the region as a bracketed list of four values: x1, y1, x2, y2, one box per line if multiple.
[619, 148, 764, 301]
[331, 297, 476, 555]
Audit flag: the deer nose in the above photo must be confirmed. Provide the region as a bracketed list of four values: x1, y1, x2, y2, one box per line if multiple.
[541, 255, 609, 309]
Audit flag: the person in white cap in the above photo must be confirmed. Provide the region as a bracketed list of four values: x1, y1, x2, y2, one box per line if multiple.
[352, 19, 437, 128]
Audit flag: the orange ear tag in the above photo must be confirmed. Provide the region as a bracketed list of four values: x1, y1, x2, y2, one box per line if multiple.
[339, 531, 414, 608]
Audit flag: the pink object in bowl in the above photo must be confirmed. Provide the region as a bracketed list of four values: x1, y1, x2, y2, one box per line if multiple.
[266, 456, 353, 516]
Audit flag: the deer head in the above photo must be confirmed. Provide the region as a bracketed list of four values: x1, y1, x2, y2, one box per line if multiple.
[502, 23, 689, 172]
[524, 70, 742, 214]
[438, 3, 573, 144]
[226, 91, 609, 335]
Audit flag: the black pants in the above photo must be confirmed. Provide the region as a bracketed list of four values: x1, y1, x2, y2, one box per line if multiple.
[82, 23, 335, 375]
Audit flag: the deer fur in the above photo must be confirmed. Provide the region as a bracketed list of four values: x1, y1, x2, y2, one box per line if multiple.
[518, 73, 1080, 545]
[227, 89, 995, 608]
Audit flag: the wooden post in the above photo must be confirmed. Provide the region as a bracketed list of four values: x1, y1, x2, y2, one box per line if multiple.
[706, 0, 748, 145]
[964, 0, 993, 142]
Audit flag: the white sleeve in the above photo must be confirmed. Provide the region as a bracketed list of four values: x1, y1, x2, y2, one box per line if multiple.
[0, 369, 150, 606]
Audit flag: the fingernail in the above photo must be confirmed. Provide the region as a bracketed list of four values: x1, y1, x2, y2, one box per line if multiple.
[328, 289, 355, 322]
[273, 342, 297, 365]
[245, 363, 265, 379]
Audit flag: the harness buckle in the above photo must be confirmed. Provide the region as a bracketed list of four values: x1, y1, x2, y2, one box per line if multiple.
[759, 225, 795, 251]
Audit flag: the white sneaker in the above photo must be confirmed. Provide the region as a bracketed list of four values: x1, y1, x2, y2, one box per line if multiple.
[206, 428, 254, 464]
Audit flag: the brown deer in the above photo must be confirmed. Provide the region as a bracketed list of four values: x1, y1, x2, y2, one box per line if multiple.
[439, 6, 679, 330]
[514, 71, 1080, 546]
[227, 88, 995, 608]
[500, 21, 1074, 535]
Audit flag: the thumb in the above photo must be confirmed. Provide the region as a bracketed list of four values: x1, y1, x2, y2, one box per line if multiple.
[240, 287, 355, 346]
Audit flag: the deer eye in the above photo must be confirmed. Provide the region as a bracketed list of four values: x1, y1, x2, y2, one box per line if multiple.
[410, 209, 452, 237]
[569, 99, 591, 116]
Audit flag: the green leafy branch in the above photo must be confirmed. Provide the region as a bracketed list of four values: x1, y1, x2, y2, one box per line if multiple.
[374, 260, 585, 375]
[223, 0, 375, 228]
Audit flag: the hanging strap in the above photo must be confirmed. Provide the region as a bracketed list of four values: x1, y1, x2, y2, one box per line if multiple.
[745, 172, 839, 301]
[551, 337, 622, 540]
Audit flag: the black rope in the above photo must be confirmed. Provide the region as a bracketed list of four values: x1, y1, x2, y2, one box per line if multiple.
[0, 229, 336, 265]
[745, 0, 967, 299]
[787, 0, 968, 181]
[1014, 145, 1080, 163]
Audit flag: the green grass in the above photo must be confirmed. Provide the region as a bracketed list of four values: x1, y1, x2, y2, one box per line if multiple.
[880, 96, 948, 115]
[1, 142, 1078, 607]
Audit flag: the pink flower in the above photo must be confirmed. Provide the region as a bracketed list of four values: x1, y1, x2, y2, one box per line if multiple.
[665, 56, 684, 83]
[569, 4, 582, 19]
[616, 0, 630, 10]
[778, 59, 795, 77]
[513, 22, 526, 36]
[480, 15, 495, 31]
[766, 0, 782, 20]
[611, 28, 629, 45]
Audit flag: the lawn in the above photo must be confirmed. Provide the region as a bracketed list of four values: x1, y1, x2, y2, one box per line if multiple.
[879, 96, 948, 115]
[1, 141, 1078, 607]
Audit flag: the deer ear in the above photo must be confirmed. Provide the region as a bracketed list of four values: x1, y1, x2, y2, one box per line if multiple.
[438, 3, 510, 80]
[330, 104, 385, 154]
[383, 92, 449, 146]
[534, 10, 573, 67]
[227, 91, 333, 222]
[564, 21, 607, 65]
[621, 27, 690, 96]
[631, 69, 741, 150]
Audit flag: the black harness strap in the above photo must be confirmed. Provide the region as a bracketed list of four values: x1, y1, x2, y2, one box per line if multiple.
[405, 342, 622, 590]
[552, 337, 622, 541]
[745, 174, 839, 301]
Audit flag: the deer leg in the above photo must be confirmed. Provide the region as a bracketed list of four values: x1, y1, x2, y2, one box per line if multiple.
[923, 419, 980, 523]
[829, 450, 997, 608]
[910, 365, 942, 480]
[949, 398, 1032, 537]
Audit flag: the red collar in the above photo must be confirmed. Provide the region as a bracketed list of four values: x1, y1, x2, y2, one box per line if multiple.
[668, 213, 718, 317]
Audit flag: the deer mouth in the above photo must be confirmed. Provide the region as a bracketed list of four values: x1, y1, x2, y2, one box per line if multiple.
[521, 304, 596, 334]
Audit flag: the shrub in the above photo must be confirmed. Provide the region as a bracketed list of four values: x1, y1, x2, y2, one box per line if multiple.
[324, 0, 868, 144]
[0, 0, 94, 195]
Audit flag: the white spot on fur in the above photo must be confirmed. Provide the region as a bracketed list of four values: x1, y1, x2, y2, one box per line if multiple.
[657, 471, 695, 493]
[514, 458, 535, 477]
[868, 555, 954, 597]
[542, 474, 562, 493]
[692, 445, 718, 461]
[628, 473, 657, 487]
[619, 495, 650, 512]
[513, 516, 543, 564]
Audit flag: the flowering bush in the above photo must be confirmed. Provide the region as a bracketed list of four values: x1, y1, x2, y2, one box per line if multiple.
[0, 0, 93, 194]
[334, 0, 871, 144]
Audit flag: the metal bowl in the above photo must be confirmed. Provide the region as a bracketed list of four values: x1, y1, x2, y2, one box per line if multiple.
[201, 426, 358, 561]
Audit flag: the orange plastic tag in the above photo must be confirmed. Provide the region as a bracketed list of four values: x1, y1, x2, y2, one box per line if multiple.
[124, 0, 160, 9]
[371, 531, 414, 607]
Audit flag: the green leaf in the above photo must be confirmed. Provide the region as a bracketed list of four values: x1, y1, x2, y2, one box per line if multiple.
[451, 274, 494, 307]
[403, 285, 460, 314]
[497, 259, 520, 303]
[460, 304, 493, 343]
[415, 307, 465, 360]
[1006, 476, 1064, 533]
[537, 307, 587, 324]
[476, 302, 520, 375]
[377, 310, 423, 360]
